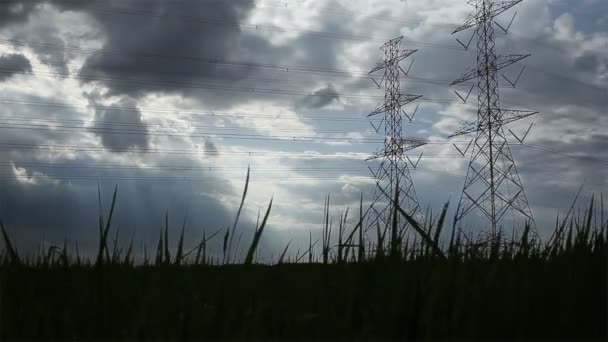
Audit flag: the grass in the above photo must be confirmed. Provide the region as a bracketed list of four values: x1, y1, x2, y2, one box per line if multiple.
[0, 173, 606, 340]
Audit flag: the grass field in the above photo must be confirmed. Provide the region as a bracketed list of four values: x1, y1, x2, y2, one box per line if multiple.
[0, 179, 606, 340]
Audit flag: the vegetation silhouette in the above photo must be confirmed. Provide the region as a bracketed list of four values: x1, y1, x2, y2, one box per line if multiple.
[0, 174, 605, 340]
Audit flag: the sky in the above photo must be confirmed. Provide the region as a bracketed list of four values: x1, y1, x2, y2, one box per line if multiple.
[0, 0, 606, 261]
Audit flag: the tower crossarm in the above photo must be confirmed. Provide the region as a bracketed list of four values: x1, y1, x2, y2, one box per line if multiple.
[398, 94, 423, 107]
[449, 121, 479, 138]
[451, 54, 530, 85]
[366, 139, 428, 161]
[369, 59, 388, 74]
[496, 54, 530, 71]
[452, 0, 524, 34]
[448, 110, 538, 138]
[367, 104, 388, 117]
[381, 35, 406, 48]
[369, 50, 418, 75]
[490, 1, 525, 18]
[398, 138, 428, 152]
[451, 67, 478, 86]
[499, 109, 538, 123]
[397, 49, 418, 62]
[367, 94, 423, 117]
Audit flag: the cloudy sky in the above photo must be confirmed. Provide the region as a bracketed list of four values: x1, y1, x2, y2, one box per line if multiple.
[0, 0, 606, 260]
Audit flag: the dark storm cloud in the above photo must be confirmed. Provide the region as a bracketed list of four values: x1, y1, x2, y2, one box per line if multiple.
[40, 0, 354, 111]
[0, 53, 32, 80]
[204, 139, 219, 157]
[298, 85, 340, 109]
[43, 0, 293, 105]
[573, 51, 604, 73]
[0, 0, 39, 28]
[89, 98, 150, 151]
[2, 0, 342, 110]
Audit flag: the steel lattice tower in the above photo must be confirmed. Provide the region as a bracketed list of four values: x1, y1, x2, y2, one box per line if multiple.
[366, 36, 426, 245]
[450, 0, 537, 234]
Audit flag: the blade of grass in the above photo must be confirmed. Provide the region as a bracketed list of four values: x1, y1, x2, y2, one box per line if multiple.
[222, 226, 229, 265]
[244, 197, 273, 265]
[164, 211, 171, 265]
[111, 224, 121, 264]
[194, 231, 205, 265]
[75, 240, 81, 266]
[390, 185, 400, 258]
[175, 215, 187, 266]
[278, 240, 291, 265]
[0, 220, 19, 265]
[358, 193, 365, 262]
[322, 194, 331, 264]
[95, 185, 118, 267]
[308, 230, 313, 263]
[585, 195, 595, 240]
[155, 226, 163, 266]
[433, 201, 450, 251]
[187, 227, 222, 265]
[124, 236, 134, 266]
[234, 232, 244, 264]
[226, 165, 250, 264]
[61, 236, 69, 266]
[375, 183, 445, 259]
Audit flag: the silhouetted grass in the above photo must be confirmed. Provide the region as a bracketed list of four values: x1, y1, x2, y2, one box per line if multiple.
[0, 175, 605, 340]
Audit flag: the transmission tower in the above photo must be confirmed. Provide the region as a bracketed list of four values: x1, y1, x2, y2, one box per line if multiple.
[450, 0, 537, 234]
[366, 36, 426, 245]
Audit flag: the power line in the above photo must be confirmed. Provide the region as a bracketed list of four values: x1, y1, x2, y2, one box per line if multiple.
[0, 99, 443, 125]
[0, 121, 479, 145]
[0, 162, 364, 172]
[4, 58, 471, 88]
[0, 174, 467, 199]
[1, 117, 605, 167]
[0, 114, 435, 133]
[0, 38, 463, 81]
[3, 163, 604, 190]
[515, 144, 608, 167]
[2, 12, 601, 92]
[0, 68, 460, 104]
[0, 142, 469, 158]
[456, 33, 608, 95]
[0, 122, 387, 144]
[4, 159, 606, 188]
[0, 115, 386, 134]
[2, 97, 601, 139]
[0, 143, 371, 157]
[0, 99, 382, 122]
[1, 174, 375, 182]
[412, 165, 608, 190]
[1, 123, 606, 166]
